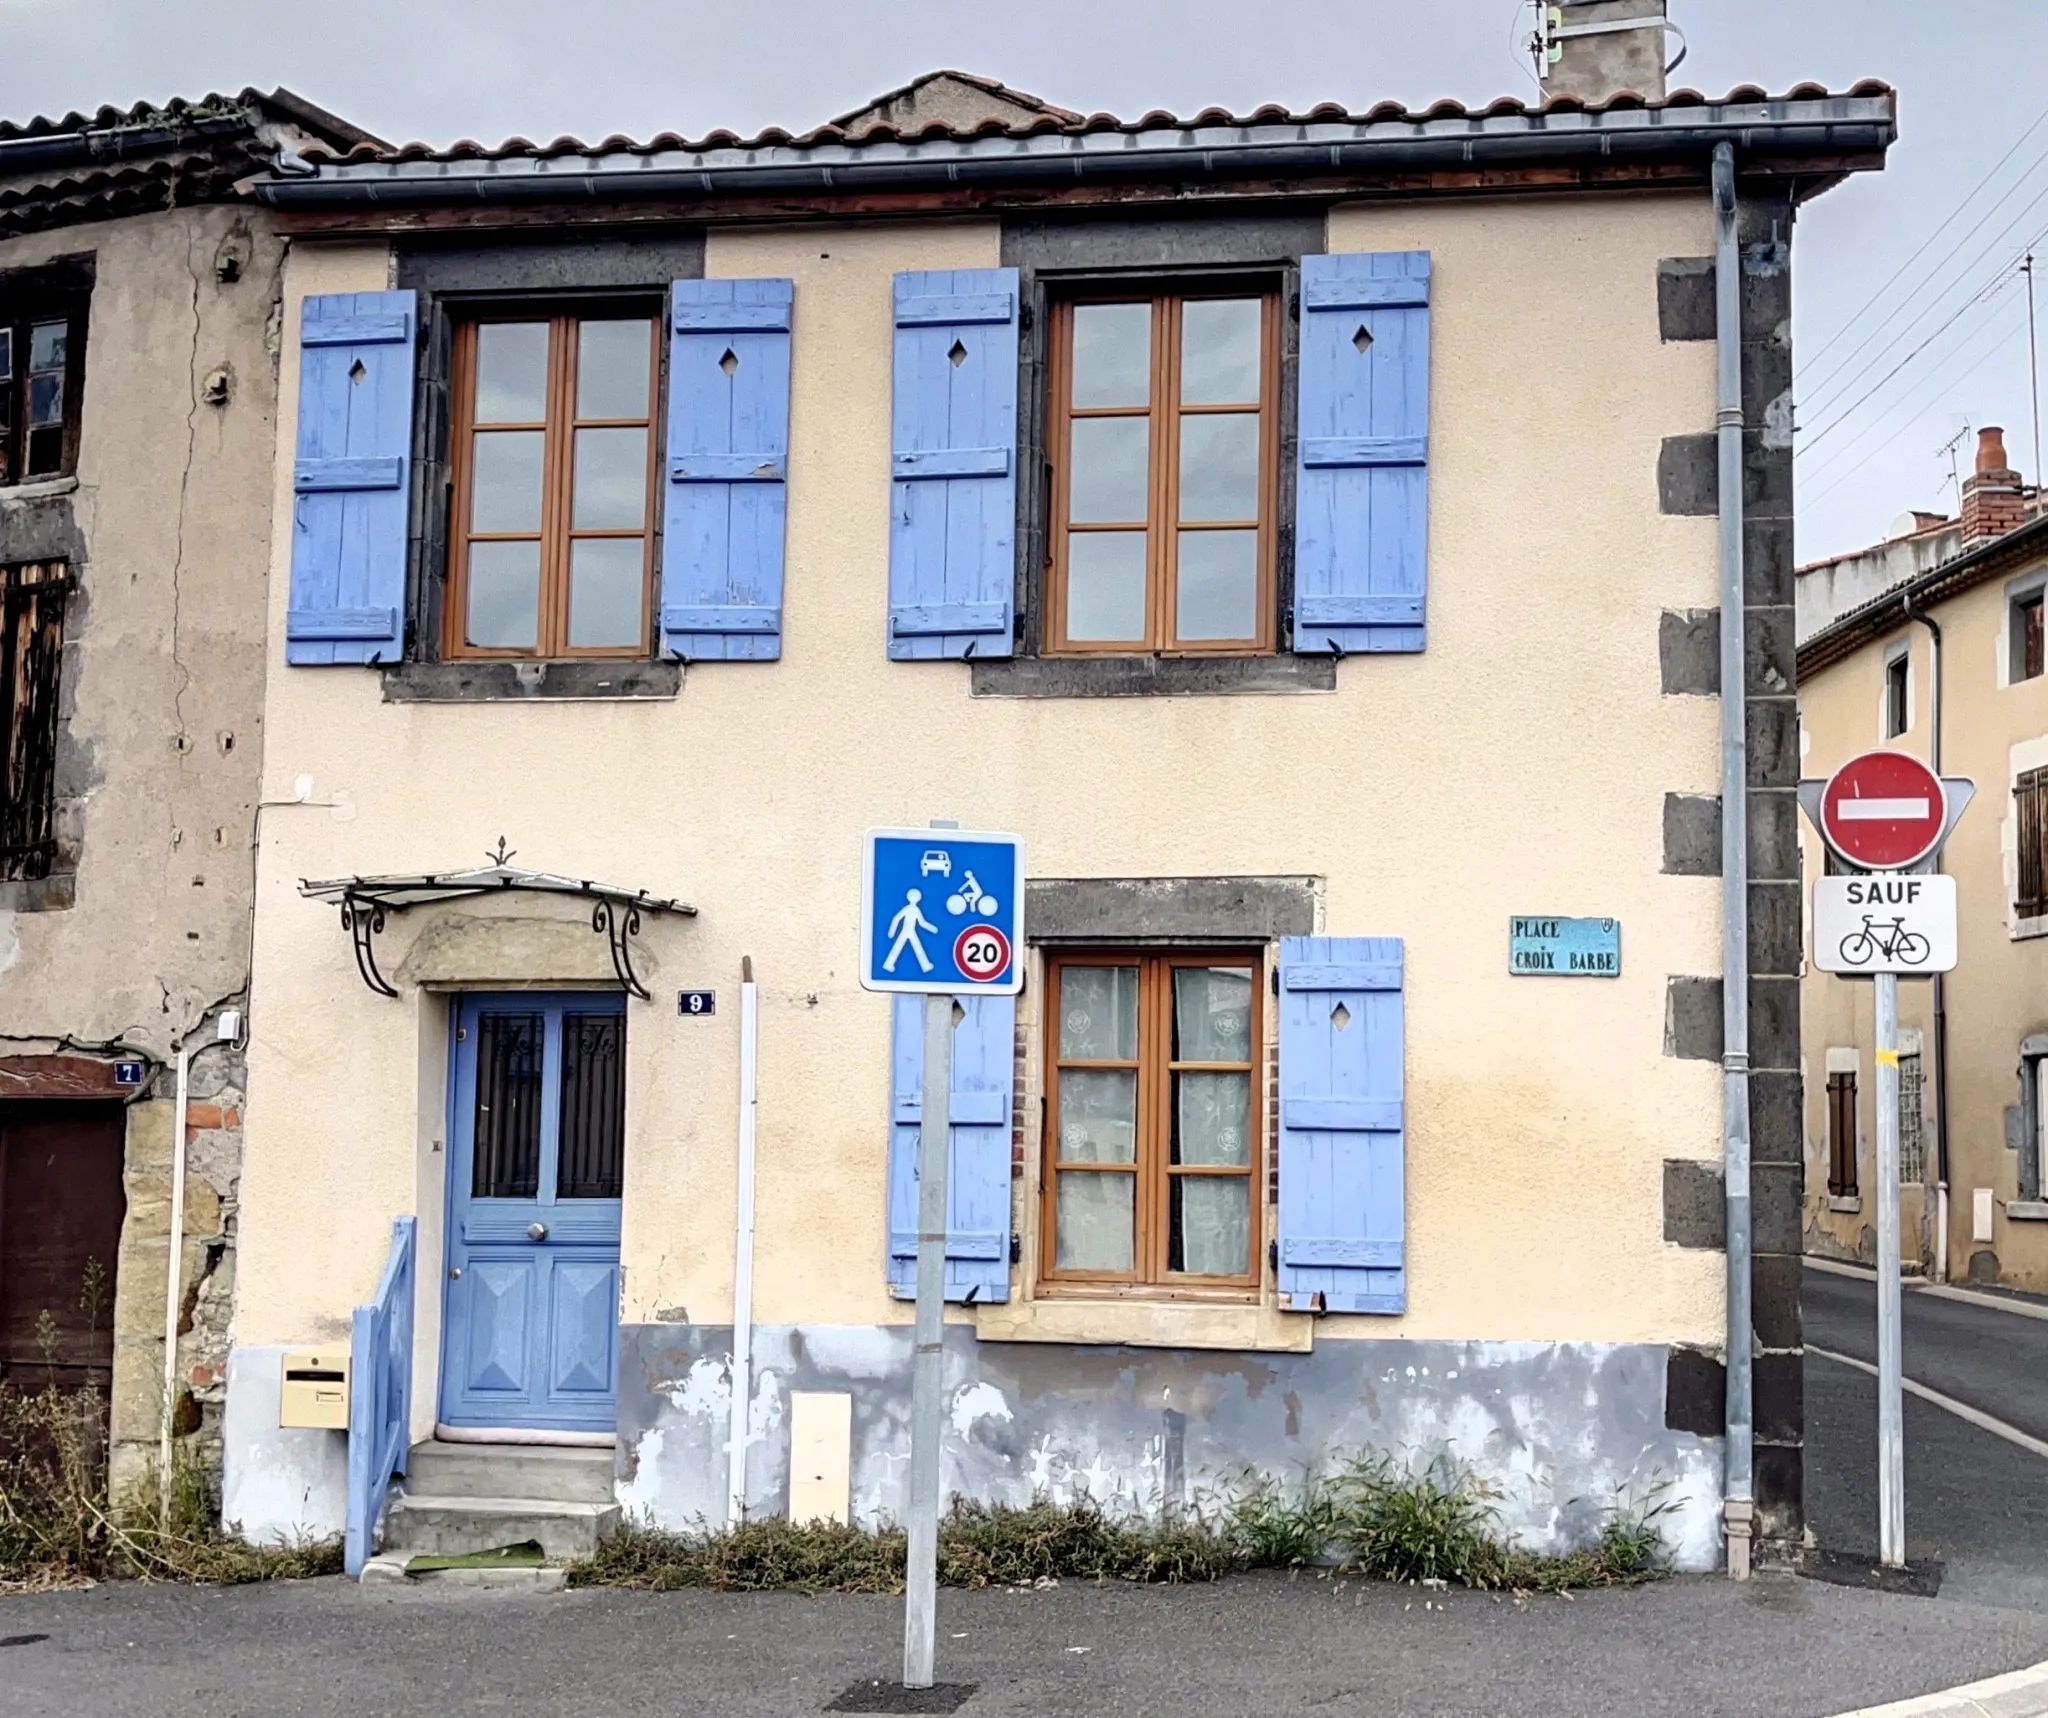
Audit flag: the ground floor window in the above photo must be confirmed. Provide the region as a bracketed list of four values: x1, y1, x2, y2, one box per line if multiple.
[1041, 950, 1262, 1290]
[1897, 1050, 1925, 1184]
[1826, 1067, 1858, 1199]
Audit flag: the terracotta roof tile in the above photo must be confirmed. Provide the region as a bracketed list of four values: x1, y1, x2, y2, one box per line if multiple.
[290, 78, 1898, 168]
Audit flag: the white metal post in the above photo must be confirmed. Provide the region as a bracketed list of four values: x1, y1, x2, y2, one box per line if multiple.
[1874, 970, 1906, 1567]
[727, 957, 759, 1526]
[903, 991, 953, 1690]
[159, 1037, 193, 1526]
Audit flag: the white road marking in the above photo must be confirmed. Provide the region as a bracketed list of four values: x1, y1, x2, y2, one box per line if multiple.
[1809, 1345, 2048, 1462]
[1835, 798, 1931, 820]
[1803, 1255, 2048, 1323]
[1828, 1655, 2048, 1718]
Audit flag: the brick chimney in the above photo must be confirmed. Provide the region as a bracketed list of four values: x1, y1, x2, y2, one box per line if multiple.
[1962, 426, 2027, 545]
[1542, 0, 1672, 104]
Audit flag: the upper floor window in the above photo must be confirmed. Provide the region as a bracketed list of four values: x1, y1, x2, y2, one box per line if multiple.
[1883, 650, 1909, 739]
[1045, 293, 1280, 656]
[2018, 766, 2048, 921]
[445, 310, 659, 660]
[0, 303, 86, 485]
[1041, 950, 1263, 1292]
[2013, 588, 2044, 685]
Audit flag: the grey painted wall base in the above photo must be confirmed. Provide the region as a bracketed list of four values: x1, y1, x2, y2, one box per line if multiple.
[221, 1344, 349, 1545]
[618, 1325, 1725, 1572]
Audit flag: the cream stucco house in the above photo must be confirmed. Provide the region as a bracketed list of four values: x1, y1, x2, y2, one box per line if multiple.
[215, 65, 1894, 1575]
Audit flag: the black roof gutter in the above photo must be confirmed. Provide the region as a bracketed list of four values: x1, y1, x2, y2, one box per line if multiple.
[0, 113, 256, 172]
[251, 112, 1895, 209]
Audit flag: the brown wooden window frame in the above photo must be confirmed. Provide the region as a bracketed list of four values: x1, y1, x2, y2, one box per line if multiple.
[443, 305, 661, 662]
[1043, 288, 1282, 659]
[0, 296, 88, 487]
[1039, 948, 1265, 1297]
[2018, 767, 2048, 920]
[1826, 1068, 1858, 1199]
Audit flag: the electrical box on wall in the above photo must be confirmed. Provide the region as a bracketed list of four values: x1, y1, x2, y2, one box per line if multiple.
[279, 1349, 350, 1428]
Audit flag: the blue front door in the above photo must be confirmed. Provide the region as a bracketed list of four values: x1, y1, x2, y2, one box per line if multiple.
[441, 994, 625, 1433]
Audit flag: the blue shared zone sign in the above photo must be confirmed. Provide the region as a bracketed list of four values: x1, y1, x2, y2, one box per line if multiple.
[863, 830, 1023, 994]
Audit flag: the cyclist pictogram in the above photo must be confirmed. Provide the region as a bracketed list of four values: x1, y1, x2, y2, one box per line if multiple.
[1837, 915, 1931, 969]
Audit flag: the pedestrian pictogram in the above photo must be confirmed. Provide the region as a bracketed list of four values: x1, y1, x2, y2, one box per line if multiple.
[883, 889, 939, 975]
[861, 828, 1024, 995]
[1819, 750, 1948, 871]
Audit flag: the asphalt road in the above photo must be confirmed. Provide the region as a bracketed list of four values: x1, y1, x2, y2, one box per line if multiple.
[6, 1271, 2048, 1718]
[1805, 1265, 2048, 1609]
[8, 1568, 2048, 1718]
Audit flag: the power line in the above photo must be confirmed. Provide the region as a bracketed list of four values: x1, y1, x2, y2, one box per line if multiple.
[1800, 288, 2027, 491]
[1801, 198, 2048, 434]
[1802, 96, 2048, 379]
[1800, 270, 2023, 460]
[1801, 297, 2031, 513]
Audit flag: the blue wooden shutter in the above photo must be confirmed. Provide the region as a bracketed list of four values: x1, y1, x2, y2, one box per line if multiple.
[1277, 936, 1406, 1314]
[286, 291, 415, 665]
[1293, 252, 1431, 655]
[886, 992, 1016, 1303]
[888, 269, 1019, 660]
[661, 279, 793, 661]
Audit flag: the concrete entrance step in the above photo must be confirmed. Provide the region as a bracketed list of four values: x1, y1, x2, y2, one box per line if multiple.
[360, 1554, 570, 1592]
[380, 1494, 620, 1562]
[403, 1440, 615, 1505]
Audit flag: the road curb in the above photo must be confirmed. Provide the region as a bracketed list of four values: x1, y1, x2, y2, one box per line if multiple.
[1830, 1658, 2048, 1717]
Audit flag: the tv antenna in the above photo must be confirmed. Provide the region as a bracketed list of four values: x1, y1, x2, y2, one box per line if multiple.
[1937, 423, 1973, 505]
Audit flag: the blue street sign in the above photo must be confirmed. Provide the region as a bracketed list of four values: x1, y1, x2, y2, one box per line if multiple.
[861, 828, 1024, 995]
[1509, 915, 1621, 977]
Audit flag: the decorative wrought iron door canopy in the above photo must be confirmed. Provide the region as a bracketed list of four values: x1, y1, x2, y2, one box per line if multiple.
[300, 838, 694, 1000]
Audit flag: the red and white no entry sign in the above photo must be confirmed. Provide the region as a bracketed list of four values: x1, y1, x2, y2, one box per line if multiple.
[1820, 750, 1947, 871]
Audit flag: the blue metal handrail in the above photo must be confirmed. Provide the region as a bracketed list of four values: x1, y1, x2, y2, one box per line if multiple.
[344, 1215, 416, 1576]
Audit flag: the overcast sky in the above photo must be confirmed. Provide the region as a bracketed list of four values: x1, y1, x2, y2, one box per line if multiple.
[6, 0, 2044, 561]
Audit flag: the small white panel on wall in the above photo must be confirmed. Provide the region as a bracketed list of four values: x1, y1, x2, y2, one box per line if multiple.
[1974, 1187, 1996, 1243]
[788, 1391, 853, 1525]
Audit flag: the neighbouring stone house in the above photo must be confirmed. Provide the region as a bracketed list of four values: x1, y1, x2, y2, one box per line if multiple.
[0, 89, 377, 1498]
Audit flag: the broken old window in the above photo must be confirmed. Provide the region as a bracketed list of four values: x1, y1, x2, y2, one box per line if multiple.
[1, 561, 69, 882]
[0, 298, 86, 484]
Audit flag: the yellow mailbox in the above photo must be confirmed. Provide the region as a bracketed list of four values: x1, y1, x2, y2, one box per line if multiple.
[279, 1349, 350, 1429]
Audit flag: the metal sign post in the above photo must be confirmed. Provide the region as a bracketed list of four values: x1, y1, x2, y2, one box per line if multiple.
[1873, 970, 1906, 1568]
[903, 990, 952, 1690]
[859, 823, 1024, 1692]
[1802, 751, 1973, 1574]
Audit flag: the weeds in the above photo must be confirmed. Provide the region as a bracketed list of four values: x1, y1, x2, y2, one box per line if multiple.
[570, 1464, 1673, 1595]
[1, 1354, 340, 1587]
[571, 1498, 1239, 1592]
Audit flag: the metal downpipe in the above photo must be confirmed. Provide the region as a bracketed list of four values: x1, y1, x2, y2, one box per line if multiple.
[1902, 598, 1951, 1282]
[1714, 139, 1756, 1580]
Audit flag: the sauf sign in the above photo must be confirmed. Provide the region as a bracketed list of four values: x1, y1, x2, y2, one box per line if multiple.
[1812, 874, 1958, 976]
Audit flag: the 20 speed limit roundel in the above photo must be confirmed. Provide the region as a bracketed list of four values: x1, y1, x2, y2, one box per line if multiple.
[953, 924, 1012, 984]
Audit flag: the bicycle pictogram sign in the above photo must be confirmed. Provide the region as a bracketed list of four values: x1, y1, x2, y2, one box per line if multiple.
[1811, 874, 1956, 976]
[1836, 915, 1932, 969]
